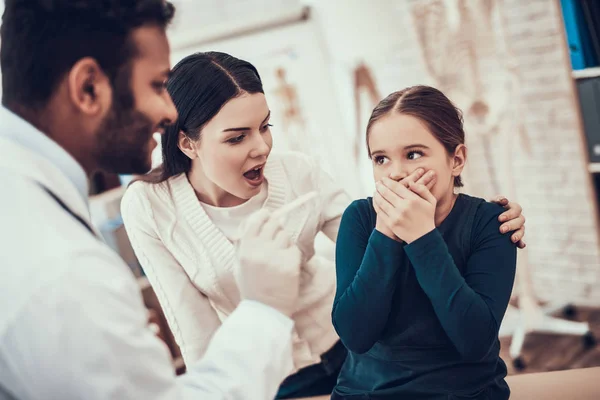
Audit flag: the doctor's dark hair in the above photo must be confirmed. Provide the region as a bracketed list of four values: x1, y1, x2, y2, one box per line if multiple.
[1, 0, 175, 109]
[366, 85, 465, 188]
[138, 51, 265, 184]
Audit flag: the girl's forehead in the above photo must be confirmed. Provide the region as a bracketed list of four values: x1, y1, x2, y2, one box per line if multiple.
[369, 114, 437, 147]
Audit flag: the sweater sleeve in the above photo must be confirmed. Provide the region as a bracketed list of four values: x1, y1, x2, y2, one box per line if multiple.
[332, 200, 405, 354]
[121, 184, 222, 365]
[404, 203, 517, 362]
[313, 159, 352, 243]
[282, 151, 352, 243]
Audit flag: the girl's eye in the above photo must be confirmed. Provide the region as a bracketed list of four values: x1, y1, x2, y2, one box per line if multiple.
[260, 123, 273, 133]
[228, 134, 246, 144]
[152, 81, 167, 93]
[407, 151, 423, 160]
[374, 156, 389, 165]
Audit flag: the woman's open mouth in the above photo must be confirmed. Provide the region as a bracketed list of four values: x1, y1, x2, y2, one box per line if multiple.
[243, 164, 265, 187]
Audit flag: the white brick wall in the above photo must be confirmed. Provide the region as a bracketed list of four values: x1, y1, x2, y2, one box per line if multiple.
[499, 0, 600, 305]
[372, 0, 600, 305]
[166, 0, 600, 305]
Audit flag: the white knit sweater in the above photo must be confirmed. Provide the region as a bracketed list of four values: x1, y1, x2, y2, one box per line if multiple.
[121, 151, 352, 372]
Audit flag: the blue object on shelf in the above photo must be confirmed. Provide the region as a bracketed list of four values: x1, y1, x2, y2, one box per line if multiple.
[560, 0, 599, 70]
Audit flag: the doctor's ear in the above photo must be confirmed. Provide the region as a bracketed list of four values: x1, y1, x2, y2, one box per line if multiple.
[83, 83, 95, 98]
[67, 57, 111, 116]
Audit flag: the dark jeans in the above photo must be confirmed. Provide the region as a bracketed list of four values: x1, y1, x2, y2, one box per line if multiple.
[276, 340, 347, 399]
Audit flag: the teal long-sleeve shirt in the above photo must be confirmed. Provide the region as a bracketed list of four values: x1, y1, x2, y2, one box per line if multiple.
[331, 194, 517, 400]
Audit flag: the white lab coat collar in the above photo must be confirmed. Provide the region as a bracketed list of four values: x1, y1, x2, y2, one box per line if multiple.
[0, 135, 100, 237]
[0, 106, 89, 202]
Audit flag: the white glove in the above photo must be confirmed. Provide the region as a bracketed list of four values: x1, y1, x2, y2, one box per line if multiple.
[235, 209, 302, 317]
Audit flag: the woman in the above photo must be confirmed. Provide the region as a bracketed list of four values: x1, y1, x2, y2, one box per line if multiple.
[332, 85, 518, 400]
[121, 53, 526, 398]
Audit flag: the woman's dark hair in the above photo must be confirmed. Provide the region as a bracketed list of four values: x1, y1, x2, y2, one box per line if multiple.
[366, 85, 465, 187]
[140, 51, 264, 184]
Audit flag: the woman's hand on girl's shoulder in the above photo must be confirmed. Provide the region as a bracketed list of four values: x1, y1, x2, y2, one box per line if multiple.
[490, 196, 526, 249]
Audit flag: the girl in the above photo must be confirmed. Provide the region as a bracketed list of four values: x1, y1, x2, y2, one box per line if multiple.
[121, 53, 525, 399]
[332, 85, 517, 400]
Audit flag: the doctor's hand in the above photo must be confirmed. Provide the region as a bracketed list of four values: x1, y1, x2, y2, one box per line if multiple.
[235, 209, 302, 318]
[373, 169, 437, 242]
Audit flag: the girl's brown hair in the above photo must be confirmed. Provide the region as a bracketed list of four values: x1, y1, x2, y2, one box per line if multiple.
[366, 85, 465, 187]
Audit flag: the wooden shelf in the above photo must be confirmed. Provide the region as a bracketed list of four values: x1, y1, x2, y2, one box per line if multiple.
[573, 67, 600, 79]
[589, 163, 600, 173]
